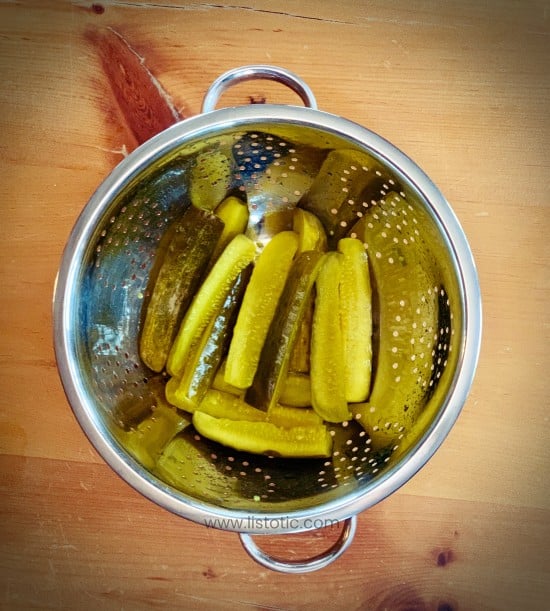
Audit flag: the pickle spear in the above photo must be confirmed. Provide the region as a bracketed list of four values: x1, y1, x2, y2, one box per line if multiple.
[224, 231, 299, 389]
[299, 149, 388, 247]
[139, 206, 224, 372]
[310, 252, 351, 423]
[167, 234, 257, 377]
[164, 267, 251, 411]
[292, 208, 328, 253]
[349, 192, 439, 448]
[288, 208, 327, 373]
[192, 410, 332, 458]
[337, 237, 373, 403]
[245, 250, 324, 411]
[210, 196, 249, 265]
[190, 149, 232, 211]
[192, 389, 321, 427]
[117, 402, 190, 470]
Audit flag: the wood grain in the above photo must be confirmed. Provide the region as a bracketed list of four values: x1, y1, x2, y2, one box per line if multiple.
[1, 1, 549, 609]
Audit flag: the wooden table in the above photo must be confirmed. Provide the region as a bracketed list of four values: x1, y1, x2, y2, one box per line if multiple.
[2, 1, 549, 609]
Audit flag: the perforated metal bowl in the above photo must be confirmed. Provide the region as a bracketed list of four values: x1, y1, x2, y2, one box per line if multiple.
[53, 65, 481, 573]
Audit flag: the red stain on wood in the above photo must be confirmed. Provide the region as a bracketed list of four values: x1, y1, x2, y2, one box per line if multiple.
[85, 27, 182, 146]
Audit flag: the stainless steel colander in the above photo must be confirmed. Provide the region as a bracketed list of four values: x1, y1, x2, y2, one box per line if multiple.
[53, 65, 481, 573]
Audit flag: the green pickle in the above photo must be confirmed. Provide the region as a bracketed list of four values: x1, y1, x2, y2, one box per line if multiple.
[164, 267, 251, 411]
[212, 360, 243, 396]
[310, 252, 352, 423]
[118, 402, 190, 470]
[299, 149, 388, 247]
[192, 410, 332, 458]
[349, 192, 439, 448]
[210, 196, 250, 265]
[193, 389, 321, 428]
[279, 373, 311, 407]
[337, 237, 373, 403]
[267, 404, 322, 428]
[224, 231, 299, 389]
[196, 389, 266, 421]
[189, 149, 232, 211]
[139, 206, 224, 372]
[288, 208, 327, 373]
[245, 250, 325, 411]
[167, 234, 257, 377]
[293, 207, 328, 252]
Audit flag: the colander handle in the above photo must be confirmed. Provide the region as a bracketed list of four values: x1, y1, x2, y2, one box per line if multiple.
[238, 515, 357, 574]
[201, 64, 318, 113]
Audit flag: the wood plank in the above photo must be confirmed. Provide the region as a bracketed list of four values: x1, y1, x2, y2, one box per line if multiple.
[1, 454, 548, 610]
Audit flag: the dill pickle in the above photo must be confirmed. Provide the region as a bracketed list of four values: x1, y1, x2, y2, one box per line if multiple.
[117, 402, 190, 470]
[196, 389, 266, 420]
[210, 196, 249, 264]
[193, 389, 320, 427]
[192, 411, 332, 458]
[349, 192, 439, 448]
[190, 149, 232, 210]
[288, 208, 327, 373]
[299, 149, 387, 247]
[245, 250, 325, 411]
[164, 267, 251, 411]
[224, 231, 299, 389]
[167, 234, 257, 378]
[292, 208, 328, 253]
[337, 237, 373, 403]
[310, 252, 351, 423]
[139, 206, 224, 372]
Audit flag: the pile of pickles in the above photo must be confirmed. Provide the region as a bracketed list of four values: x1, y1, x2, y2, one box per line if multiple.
[135, 147, 440, 461]
[139, 187, 373, 459]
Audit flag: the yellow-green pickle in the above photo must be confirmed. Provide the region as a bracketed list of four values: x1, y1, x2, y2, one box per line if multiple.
[139, 205, 224, 372]
[131, 170, 437, 468]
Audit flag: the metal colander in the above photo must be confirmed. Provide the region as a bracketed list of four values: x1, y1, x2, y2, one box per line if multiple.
[54, 65, 481, 573]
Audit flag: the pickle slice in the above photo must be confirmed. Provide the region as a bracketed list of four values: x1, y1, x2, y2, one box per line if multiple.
[310, 252, 351, 423]
[195, 389, 266, 420]
[139, 206, 224, 372]
[287, 291, 314, 374]
[245, 250, 324, 411]
[224, 231, 299, 389]
[299, 149, 388, 247]
[337, 237, 373, 402]
[116, 403, 190, 470]
[349, 192, 439, 448]
[190, 149, 232, 211]
[292, 208, 328, 253]
[193, 389, 321, 428]
[164, 267, 251, 411]
[210, 196, 250, 264]
[192, 411, 332, 458]
[288, 208, 327, 373]
[167, 234, 257, 377]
